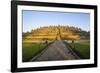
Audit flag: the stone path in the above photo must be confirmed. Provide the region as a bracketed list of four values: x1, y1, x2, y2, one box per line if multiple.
[31, 40, 80, 61]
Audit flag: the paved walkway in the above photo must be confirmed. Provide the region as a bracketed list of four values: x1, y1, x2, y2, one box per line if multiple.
[31, 41, 80, 61]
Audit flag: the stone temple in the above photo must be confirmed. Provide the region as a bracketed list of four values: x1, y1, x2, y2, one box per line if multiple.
[23, 25, 80, 42]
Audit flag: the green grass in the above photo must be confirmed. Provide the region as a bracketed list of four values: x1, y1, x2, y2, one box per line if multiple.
[66, 41, 90, 59]
[22, 42, 48, 62]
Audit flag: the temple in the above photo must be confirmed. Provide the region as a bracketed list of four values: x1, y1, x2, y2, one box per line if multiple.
[23, 25, 80, 42]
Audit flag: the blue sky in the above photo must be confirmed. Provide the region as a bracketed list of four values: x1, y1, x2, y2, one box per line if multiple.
[22, 10, 90, 32]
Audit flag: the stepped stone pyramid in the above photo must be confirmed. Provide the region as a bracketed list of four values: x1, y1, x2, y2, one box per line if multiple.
[23, 25, 81, 42]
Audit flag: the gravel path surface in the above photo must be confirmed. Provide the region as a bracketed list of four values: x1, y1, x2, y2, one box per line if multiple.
[31, 40, 80, 61]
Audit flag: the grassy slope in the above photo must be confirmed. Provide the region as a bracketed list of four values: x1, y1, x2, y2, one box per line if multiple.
[22, 42, 48, 62]
[66, 42, 90, 59]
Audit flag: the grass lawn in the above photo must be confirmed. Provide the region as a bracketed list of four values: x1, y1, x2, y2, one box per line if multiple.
[22, 42, 48, 62]
[66, 41, 90, 59]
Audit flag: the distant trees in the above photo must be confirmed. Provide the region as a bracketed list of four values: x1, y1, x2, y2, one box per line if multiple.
[22, 32, 30, 38]
[78, 31, 90, 39]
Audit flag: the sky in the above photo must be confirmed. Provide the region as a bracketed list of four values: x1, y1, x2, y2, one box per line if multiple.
[22, 10, 90, 32]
